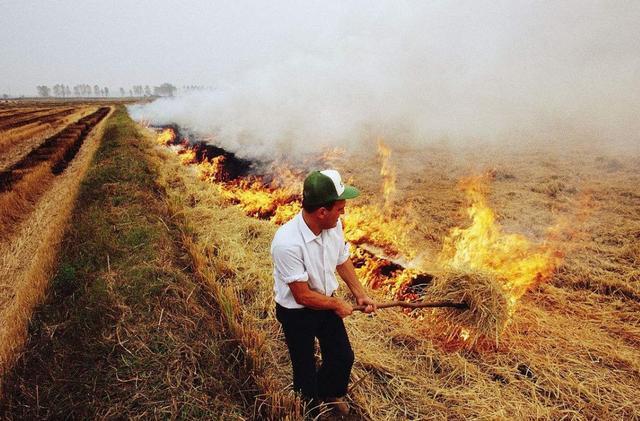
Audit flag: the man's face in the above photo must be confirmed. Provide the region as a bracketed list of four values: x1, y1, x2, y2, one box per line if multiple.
[319, 200, 346, 230]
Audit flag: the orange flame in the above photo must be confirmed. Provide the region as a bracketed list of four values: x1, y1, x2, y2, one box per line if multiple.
[218, 171, 302, 222]
[157, 128, 176, 145]
[377, 140, 397, 215]
[271, 202, 302, 225]
[342, 205, 416, 260]
[438, 175, 563, 309]
[157, 131, 569, 322]
[197, 155, 228, 181]
[178, 148, 197, 165]
[351, 247, 421, 297]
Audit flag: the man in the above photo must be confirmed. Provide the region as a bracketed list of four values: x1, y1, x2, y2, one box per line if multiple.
[271, 169, 377, 416]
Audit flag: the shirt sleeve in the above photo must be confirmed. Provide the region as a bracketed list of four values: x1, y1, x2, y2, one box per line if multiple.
[336, 219, 351, 265]
[337, 241, 351, 265]
[272, 245, 309, 284]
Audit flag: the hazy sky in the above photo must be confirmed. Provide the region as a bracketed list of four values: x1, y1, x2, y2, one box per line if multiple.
[3, 1, 637, 96]
[0, 0, 347, 95]
[3, 1, 639, 156]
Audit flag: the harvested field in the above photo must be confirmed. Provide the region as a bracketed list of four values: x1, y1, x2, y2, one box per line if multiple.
[3, 1, 639, 418]
[0, 107, 110, 241]
[143, 122, 640, 419]
[0, 105, 98, 171]
[1, 108, 249, 419]
[0, 103, 112, 383]
[0, 107, 78, 131]
[0, 103, 636, 418]
[0, 108, 637, 419]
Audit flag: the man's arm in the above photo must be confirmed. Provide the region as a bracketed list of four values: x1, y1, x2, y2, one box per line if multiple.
[288, 281, 353, 318]
[336, 258, 377, 313]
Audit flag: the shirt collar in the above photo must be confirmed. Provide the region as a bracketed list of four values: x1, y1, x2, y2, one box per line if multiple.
[297, 212, 320, 243]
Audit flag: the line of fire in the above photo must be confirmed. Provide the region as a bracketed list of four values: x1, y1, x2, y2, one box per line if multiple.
[152, 125, 570, 348]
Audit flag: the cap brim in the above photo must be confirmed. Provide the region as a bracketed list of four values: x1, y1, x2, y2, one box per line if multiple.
[338, 185, 360, 200]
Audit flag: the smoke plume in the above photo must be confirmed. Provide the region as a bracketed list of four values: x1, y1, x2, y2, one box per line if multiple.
[129, 1, 640, 161]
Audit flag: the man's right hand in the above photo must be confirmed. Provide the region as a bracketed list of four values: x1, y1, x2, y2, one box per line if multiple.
[333, 298, 353, 318]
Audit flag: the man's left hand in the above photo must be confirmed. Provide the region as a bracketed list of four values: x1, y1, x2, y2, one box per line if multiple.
[356, 295, 377, 314]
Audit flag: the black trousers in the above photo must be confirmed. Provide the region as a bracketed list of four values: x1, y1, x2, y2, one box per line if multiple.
[276, 304, 355, 400]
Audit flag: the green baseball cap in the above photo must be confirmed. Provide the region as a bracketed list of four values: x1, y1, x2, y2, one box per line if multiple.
[303, 169, 360, 206]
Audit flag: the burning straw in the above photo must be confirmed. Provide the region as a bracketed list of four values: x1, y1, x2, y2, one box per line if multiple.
[428, 270, 511, 346]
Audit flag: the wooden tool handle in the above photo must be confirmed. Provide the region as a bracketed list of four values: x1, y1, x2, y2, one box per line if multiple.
[353, 301, 468, 311]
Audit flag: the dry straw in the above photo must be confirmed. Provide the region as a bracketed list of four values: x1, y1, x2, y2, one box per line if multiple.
[145, 128, 640, 420]
[0, 107, 94, 172]
[428, 271, 511, 345]
[0, 108, 113, 385]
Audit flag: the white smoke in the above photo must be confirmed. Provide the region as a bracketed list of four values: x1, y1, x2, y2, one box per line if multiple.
[129, 1, 640, 161]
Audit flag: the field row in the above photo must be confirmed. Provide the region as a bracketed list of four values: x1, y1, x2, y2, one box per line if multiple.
[0, 107, 110, 242]
[0, 107, 79, 131]
[0, 105, 113, 389]
[0, 106, 98, 172]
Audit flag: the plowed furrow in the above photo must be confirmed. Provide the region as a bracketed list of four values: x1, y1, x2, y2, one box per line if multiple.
[0, 108, 77, 131]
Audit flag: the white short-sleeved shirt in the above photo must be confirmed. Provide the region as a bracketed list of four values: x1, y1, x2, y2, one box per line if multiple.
[271, 211, 351, 309]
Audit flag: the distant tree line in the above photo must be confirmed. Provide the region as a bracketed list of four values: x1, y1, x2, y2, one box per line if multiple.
[36, 84, 110, 98]
[36, 82, 179, 98]
[182, 85, 214, 92]
[152, 83, 177, 97]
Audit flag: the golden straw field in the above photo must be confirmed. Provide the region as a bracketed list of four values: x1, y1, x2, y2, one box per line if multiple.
[0, 101, 113, 384]
[147, 126, 640, 419]
[3, 2, 639, 419]
[0, 105, 638, 419]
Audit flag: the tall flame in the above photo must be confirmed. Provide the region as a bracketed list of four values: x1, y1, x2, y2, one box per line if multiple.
[438, 175, 563, 307]
[377, 140, 397, 215]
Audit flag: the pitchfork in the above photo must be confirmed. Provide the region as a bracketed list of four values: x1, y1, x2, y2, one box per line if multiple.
[354, 300, 468, 312]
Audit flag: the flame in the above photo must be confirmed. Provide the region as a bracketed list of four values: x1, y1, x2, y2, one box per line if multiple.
[377, 140, 397, 215]
[178, 148, 197, 165]
[342, 205, 416, 260]
[153, 129, 582, 346]
[219, 175, 301, 220]
[157, 128, 176, 145]
[351, 247, 421, 297]
[197, 155, 228, 181]
[438, 175, 563, 308]
[459, 329, 470, 341]
[156, 127, 569, 324]
[158, 131, 417, 264]
[271, 202, 302, 225]
[267, 164, 306, 192]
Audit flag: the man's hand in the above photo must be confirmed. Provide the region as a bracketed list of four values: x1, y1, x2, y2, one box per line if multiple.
[356, 295, 377, 314]
[337, 259, 377, 314]
[333, 298, 354, 318]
